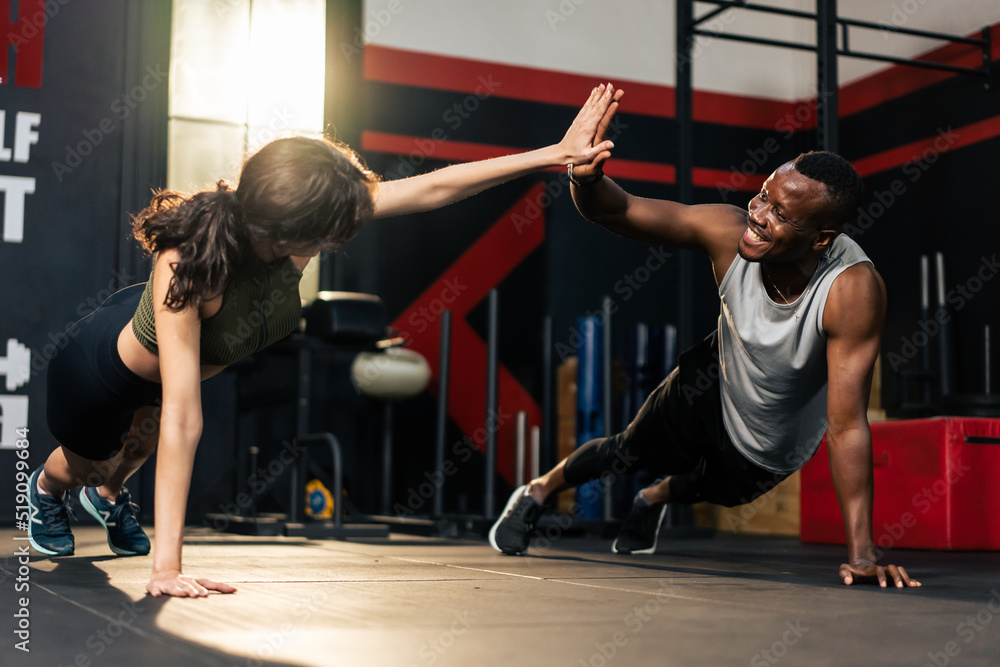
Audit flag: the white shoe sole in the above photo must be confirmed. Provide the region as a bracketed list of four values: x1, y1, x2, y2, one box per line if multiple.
[488, 485, 529, 554]
[612, 504, 668, 555]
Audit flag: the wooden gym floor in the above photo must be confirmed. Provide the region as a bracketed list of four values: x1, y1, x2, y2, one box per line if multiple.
[2, 525, 998, 666]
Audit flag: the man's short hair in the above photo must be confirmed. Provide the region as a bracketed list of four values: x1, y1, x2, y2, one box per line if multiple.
[792, 151, 863, 230]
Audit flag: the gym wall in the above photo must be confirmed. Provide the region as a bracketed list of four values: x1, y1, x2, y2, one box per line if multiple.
[337, 0, 1000, 512]
[1, 0, 997, 522]
[0, 1, 170, 521]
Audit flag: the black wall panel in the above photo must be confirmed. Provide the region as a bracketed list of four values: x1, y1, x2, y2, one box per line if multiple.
[0, 1, 169, 520]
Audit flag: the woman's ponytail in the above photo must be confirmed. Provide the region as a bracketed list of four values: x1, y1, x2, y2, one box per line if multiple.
[131, 180, 247, 311]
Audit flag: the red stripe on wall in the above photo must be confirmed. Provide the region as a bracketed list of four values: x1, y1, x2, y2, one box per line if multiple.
[366, 19, 1000, 131]
[361, 130, 765, 192]
[364, 44, 798, 130]
[0, 0, 46, 88]
[852, 115, 1000, 178]
[840, 23, 1000, 118]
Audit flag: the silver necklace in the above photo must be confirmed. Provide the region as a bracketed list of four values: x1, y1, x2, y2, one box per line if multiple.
[763, 266, 809, 320]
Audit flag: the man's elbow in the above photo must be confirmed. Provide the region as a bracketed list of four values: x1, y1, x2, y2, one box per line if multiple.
[826, 417, 870, 445]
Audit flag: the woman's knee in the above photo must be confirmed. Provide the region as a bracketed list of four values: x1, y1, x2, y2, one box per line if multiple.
[63, 448, 121, 488]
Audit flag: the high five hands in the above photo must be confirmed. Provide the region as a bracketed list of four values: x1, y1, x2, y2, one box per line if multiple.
[559, 83, 625, 172]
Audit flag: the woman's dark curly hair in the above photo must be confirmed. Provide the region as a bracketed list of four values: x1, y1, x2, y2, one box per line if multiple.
[132, 137, 378, 311]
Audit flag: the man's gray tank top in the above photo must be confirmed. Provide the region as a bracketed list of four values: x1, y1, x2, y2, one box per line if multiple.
[717, 234, 872, 474]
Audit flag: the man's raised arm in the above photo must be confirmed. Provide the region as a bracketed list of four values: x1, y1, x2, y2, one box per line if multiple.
[566, 89, 746, 277]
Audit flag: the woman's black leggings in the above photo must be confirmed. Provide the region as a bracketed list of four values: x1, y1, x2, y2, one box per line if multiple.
[46, 284, 162, 461]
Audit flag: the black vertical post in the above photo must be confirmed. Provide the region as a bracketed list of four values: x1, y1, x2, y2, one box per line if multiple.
[292, 345, 312, 523]
[433, 310, 452, 517]
[542, 315, 554, 472]
[920, 256, 932, 406]
[381, 402, 394, 515]
[676, 0, 694, 352]
[935, 253, 954, 397]
[484, 289, 499, 518]
[601, 296, 613, 521]
[321, 0, 365, 291]
[118, 1, 170, 285]
[672, 1, 698, 533]
[816, 0, 839, 152]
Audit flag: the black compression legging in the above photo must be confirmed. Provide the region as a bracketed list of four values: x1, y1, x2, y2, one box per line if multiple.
[562, 333, 786, 507]
[46, 284, 162, 461]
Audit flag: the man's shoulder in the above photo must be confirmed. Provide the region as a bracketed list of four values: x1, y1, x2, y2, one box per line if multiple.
[825, 262, 886, 338]
[830, 260, 883, 294]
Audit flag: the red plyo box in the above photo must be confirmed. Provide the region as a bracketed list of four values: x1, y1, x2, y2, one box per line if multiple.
[800, 417, 1000, 550]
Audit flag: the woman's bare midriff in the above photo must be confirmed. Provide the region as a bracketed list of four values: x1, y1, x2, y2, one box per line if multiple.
[117, 324, 228, 383]
[116, 290, 229, 384]
[116, 254, 311, 384]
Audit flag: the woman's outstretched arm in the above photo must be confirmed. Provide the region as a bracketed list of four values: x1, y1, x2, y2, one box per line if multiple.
[371, 83, 623, 219]
[145, 249, 236, 598]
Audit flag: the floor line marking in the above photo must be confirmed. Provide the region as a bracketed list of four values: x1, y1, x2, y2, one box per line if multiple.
[385, 556, 806, 614]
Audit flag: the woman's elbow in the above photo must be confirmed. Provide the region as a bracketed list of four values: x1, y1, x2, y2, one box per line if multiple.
[159, 407, 204, 443]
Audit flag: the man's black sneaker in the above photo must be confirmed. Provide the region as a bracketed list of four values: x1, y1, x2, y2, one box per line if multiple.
[488, 485, 545, 555]
[612, 492, 667, 554]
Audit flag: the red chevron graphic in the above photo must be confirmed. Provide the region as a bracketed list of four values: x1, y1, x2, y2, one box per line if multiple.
[391, 184, 546, 486]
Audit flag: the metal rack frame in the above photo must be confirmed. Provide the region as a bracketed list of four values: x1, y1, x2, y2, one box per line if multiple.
[673, 0, 994, 347]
